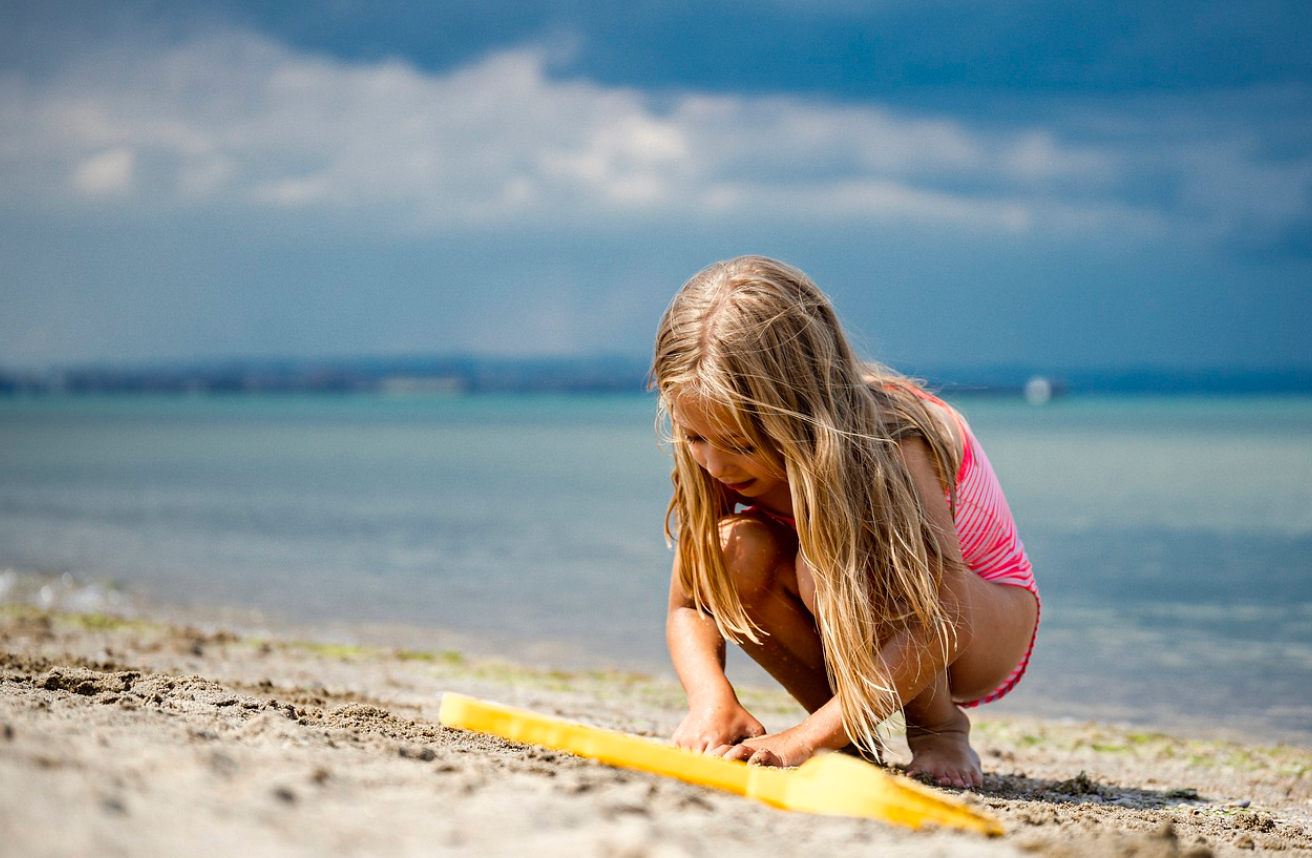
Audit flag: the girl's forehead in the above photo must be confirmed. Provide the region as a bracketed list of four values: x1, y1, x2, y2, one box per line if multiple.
[670, 392, 747, 436]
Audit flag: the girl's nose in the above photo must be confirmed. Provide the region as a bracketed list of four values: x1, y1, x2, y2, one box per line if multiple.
[702, 446, 729, 477]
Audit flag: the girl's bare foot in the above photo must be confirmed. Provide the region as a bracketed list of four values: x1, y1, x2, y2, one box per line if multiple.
[905, 704, 982, 789]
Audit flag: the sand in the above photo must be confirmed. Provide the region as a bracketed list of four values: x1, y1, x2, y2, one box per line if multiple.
[2, 605, 1310, 858]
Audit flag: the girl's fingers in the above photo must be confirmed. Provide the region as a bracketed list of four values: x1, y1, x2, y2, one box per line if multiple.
[746, 748, 782, 767]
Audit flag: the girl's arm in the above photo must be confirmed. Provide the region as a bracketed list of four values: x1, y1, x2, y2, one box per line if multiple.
[666, 559, 767, 752]
[724, 621, 949, 767]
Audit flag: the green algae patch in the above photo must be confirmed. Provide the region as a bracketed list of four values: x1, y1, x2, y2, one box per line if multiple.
[972, 715, 1312, 779]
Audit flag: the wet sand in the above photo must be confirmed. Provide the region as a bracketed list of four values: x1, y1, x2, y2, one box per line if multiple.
[2, 604, 1310, 858]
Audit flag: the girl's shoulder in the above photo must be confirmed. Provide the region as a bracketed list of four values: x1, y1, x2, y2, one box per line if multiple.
[917, 393, 967, 453]
[866, 378, 965, 455]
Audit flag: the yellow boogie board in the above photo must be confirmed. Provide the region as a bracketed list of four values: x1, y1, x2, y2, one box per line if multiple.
[438, 692, 1002, 835]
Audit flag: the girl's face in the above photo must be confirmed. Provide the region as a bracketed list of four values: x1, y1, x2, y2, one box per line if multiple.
[672, 394, 789, 509]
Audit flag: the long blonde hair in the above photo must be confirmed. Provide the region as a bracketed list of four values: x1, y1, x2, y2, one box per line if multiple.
[651, 255, 963, 751]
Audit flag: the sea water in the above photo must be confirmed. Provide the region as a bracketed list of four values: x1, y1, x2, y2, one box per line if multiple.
[1, 393, 1309, 742]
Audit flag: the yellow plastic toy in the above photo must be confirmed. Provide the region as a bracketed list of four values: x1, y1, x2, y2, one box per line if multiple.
[438, 692, 1003, 835]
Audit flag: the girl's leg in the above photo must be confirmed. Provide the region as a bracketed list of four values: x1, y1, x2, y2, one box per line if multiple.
[902, 672, 980, 789]
[904, 570, 1038, 788]
[717, 515, 831, 713]
[943, 574, 1038, 704]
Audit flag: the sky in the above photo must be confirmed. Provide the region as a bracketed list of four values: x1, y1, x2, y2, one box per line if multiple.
[1, 0, 1310, 372]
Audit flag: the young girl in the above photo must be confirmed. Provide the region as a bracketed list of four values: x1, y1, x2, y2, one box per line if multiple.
[652, 256, 1040, 789]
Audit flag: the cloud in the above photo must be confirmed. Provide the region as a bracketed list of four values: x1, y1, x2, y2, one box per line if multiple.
[0, 22, 1307, 253]
[70, 147, 135, 194]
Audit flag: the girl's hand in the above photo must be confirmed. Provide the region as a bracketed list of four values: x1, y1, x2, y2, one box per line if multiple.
[717, 727, 816, 768]
[672, 694, 766, 754]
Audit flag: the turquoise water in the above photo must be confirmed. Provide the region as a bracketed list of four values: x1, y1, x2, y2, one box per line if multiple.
[1, 393, 1309, 742]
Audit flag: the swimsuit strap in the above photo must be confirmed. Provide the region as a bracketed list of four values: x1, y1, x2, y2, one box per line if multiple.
[742, 504, 796, 529]
[883, 383, 972, 480]
[898, 385, 970, 448]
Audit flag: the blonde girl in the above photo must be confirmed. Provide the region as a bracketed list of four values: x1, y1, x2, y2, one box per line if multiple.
[652, 256, 1040, 789]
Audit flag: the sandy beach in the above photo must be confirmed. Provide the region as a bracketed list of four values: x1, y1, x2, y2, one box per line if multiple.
[2, 602, 1310, 858]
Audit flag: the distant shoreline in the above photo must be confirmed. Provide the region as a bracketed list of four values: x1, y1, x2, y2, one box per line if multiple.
[3, 355, 1311, 398]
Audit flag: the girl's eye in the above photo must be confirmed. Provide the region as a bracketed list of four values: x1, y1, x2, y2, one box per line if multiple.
[732, 445, 755, 454]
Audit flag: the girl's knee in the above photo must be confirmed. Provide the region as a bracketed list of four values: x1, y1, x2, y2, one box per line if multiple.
[717, 514, 792, 605]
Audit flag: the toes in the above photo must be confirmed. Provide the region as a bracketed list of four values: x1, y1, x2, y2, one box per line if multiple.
[908, 765, 979, 790]
[947, 768, 980, 790]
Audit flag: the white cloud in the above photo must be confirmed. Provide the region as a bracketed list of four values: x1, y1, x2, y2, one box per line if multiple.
[71, 147, 135, 194]
[0, 24, 1305, 246]
[251, 173, 332, 207]
[1001, 131, 1117, 182]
